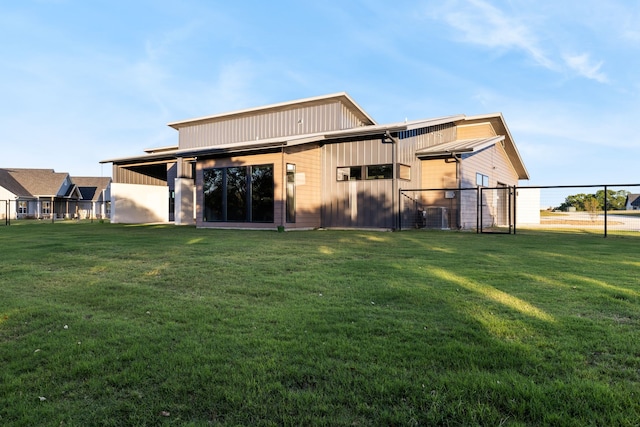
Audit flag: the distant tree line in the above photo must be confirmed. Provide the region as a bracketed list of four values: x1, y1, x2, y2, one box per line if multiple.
[555, 189, 629, 211]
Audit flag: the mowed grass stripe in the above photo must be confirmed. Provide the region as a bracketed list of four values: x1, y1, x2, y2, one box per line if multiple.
[1, 222, 639, 426]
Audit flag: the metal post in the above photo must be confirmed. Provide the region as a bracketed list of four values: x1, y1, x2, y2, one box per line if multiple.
[476, 187, 481, 233]
[398, 188, 402, 231]
[603, 185, 608, 238]
[512, 186, 517, 235]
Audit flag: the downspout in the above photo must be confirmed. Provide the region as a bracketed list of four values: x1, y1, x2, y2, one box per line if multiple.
[384, 131, 399, 230]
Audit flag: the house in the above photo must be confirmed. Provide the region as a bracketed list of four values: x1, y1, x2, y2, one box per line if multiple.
[625, 194, 640, 210]
[73, 176, 112, 219]
[0, 168, 111, 220]
[101, 93, 529, 229]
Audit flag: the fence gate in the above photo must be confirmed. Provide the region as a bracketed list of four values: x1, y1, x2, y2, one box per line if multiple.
[478, 186, 515, 234]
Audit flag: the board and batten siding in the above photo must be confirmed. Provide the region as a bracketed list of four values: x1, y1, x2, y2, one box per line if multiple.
[112, 164, 173, 186]
[194, 147, 323, 229]
[283, 145, 322, 229]
[179, 102, 369, 150]
[321, 138, 395, 228]
[196, 152, 284, 229]
[459, 143, 518, 228]
[456, 123, 497, 140]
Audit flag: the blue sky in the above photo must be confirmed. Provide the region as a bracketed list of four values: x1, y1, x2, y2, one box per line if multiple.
[1, 0, 639, 186]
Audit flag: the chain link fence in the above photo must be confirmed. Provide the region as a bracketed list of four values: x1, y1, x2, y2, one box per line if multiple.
[400, 184, 640, 237]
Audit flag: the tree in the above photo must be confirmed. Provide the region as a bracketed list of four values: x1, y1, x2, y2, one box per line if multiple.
[556, 193, 592, 211]
[584, 197, 599, 221]
[555, 189, 630, 211]
[595, 189, 628, 210]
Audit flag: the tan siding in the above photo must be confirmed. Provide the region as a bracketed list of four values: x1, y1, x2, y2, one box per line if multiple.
[461, 144, 517, 189]
[321, 138, 395, 228]
[419, 159, 457, 207]
[194, 148, 322, 229]
[196, 152, 283, 229]
[457, 122, 497, 139]
[284, 145, 322, 229]
[459, 144, 518, 228]
[421, 159, 456, 189]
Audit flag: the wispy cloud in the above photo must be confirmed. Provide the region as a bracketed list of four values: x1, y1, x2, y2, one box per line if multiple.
[437, 0, 555, 70]
[433, 0, 611, 83]
[562, 53, 608, 83]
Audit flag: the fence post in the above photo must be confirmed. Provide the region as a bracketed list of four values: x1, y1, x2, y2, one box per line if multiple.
[512, 185, 517, 235]
[603, 185, 608, 238]
[476, 187, 480, 233]
[398, 189, 402, 231]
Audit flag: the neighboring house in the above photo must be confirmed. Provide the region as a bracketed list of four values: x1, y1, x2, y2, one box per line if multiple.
[625, 194, 640, 210]
[73, 176, 112, 219]
[0, 168, 111, 220]
[101, 92, 529, 229]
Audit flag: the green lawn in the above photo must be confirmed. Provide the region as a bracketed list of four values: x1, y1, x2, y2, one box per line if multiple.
[1, 222, 639, 426]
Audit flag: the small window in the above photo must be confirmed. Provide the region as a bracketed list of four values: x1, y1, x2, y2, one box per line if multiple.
[476, 173, 489, 187]
[365, 164, 393, 180]
[398, 164, 411, 181]
[337, 166, 362, 181]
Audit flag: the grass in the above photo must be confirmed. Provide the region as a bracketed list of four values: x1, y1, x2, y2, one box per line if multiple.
[1, 222, 639, 426]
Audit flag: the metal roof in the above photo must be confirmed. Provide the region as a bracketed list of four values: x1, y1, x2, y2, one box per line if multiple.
[167, 92, 377, 130]
[102, 115, 468, 165]
[415, 136, 505, 158]
[456, 113, 529, 180]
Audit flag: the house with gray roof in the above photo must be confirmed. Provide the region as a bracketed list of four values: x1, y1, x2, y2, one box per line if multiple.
[0, 169, 110, 220]
[72, 176, 112, 219]
[625, 194, 640, 210]
[101, 92, 529, 230]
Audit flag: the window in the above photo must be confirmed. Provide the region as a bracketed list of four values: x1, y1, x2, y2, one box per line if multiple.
[398, 164, 411, 181]
[226, 166, 247, 221]
[42, 201, 51, 214]
[365, 164, 393, 180]
[286, 164, 296, 223]
[476, 173, 489, 187]
[337, 164, 395, 181]
[337, 166, 362, 181]
[251, 165, 274, 222]
[18, 201, 27, 214]
[203, 168, 224, 221]
[203, 164, 274, 222]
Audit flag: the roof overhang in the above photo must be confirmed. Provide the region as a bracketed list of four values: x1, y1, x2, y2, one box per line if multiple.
[167, 92, 377, 130]
[415, 136, 505, 158]
[456, 113, 529, 180]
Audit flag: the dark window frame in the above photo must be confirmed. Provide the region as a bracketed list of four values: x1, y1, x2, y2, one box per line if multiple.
[203, 164, 274, 223]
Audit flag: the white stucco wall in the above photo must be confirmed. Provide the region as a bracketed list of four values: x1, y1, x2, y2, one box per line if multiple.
[0, 187, 17, 219]
[174, 178, 195, 225]
[516, 188, 541, 224]
[110, 183, 169, 224]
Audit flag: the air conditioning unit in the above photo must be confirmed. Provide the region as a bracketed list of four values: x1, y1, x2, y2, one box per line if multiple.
[422, 206, 449, 229]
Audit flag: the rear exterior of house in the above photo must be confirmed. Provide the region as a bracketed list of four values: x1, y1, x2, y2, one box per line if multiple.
[0, 169, 111, 220]
[626, 194, 640, 210]
[102, 93, 529, 230]
[0, 168, 79, 219]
